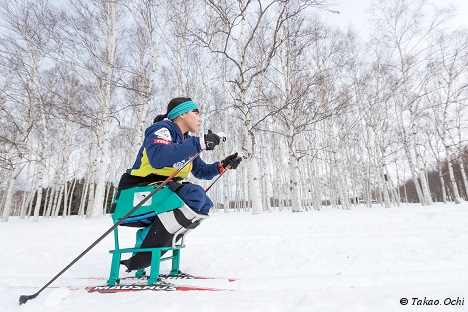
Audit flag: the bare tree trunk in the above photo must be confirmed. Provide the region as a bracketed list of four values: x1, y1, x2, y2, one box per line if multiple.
[223, 178, 230, 214]
[60, 140, 71, 217]
[437, 163, 448, 203]
[26, 187, 36, 218]
[19, 191, 28, 219]
[310, 161, 321, 211]
[287, 130, 302, 212]
[61, 177, 68, 217]
[198, 0, 327, 214]
[370, 0, 452, 206]
[32, 166, 46, 222]
[1, 162, 22, 222]
[328, 130, 350, 210]
[402, 140, 425, 204]
[67, 178, 78, 216]
[105, 181, 113, 214]
[458, 159, 468, 200]
[259, 135, 272, 212]
[376, 146, 391, 208]
[92, 115, 111, 218]
[92, 0, 116, 219]
[386, 167, 401, 207]
[52, 184, 62, 217]
[44, 187, 53, 217]
[55, 184, 64, 217]
[20, 162, 34, 219]
[49, 169, 60, 217]
[242, 119, 264, 214]
[86, 138, 98, 218]
[446, 153, 462, 203]
[414, 137, 433, 205]
[80, 178, 90, 217]
[127, 0, 162, 153]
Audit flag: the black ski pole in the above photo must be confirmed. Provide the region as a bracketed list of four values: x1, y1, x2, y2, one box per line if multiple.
[205, 168, 228, 192]
[19, 151, 202, 305]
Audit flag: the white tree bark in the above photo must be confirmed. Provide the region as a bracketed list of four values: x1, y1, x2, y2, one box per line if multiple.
[198, 0, 326, 214]
[44, 186, 53, 217]
[91, 0, 116, 218]
[67, 178, 78, 216]
[457, 159, 468, 200]
[127, 0, 163, 152]
[370, 0, 453, 206]
[413, 124, 433, 205]
[32, 163, 46, 222]
[1, 160, 22, 222]
[445, 152, 462, 203]
[0, 0, 55, 222]
[85, 141, 98, 218]
[376, 146, 391, 208]
[288, 130, 303, 212]
[242, 119, 264, 214]
[437, 162, 448, 203]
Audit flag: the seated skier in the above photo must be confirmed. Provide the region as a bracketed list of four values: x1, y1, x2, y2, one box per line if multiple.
[117, 97, 241, 271]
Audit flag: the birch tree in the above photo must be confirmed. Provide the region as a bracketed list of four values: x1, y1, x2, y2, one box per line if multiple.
[268, 15, 346, 211]
[425, 29, 468, 203]
[0, 0, 58, 221]
[48, 65, 88, 215]
[197, 0, 329, 214]
[61, 0, 119, 218]
[422, 122, 448, 203]
[310, 25, 352, 209]
[123, 0, 165, 154]
[352, 40, 402, 208]
[0, 63, 32, 221]
[370, 0, 453, 205]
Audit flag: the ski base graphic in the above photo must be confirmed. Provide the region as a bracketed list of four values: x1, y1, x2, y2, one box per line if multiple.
[85, 281, 228, 293]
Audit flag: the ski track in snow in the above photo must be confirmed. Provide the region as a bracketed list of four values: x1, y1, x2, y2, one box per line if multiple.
[1, 202, 468, 311]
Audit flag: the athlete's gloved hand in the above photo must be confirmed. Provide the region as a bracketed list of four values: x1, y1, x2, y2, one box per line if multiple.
[221, 152, 242, 169]
[204, 130, 221, 150]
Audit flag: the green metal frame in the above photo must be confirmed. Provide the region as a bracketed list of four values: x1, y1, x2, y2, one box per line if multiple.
[111, 185, 184, 223]
[107, 184, 186, 286]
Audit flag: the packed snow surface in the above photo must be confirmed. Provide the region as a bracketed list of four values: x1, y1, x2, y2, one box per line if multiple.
[1, 202, 467, 311]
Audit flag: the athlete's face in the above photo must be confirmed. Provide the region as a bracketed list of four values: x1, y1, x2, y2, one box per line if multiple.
[177, 110, 201, 133]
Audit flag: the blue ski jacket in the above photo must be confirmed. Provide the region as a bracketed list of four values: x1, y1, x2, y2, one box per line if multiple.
[126, 120, 221, 180]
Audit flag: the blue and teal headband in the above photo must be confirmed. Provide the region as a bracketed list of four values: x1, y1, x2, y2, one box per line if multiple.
[167, 100, 199, 120]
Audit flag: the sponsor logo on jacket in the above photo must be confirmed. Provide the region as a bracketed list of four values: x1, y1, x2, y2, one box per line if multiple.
[154, 127, 172, 141]
[154, 138, 170, 145]
[174, 160, 187, 169]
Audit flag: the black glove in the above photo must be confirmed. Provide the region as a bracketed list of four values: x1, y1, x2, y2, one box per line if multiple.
[221, 152, 242, 169]
[204, 130, 220, 150]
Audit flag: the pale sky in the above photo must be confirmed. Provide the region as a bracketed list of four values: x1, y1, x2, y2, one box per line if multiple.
[326, 0, 468, 37]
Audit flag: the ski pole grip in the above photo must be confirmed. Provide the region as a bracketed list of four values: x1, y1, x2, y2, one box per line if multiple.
[226, 156, 242, 169]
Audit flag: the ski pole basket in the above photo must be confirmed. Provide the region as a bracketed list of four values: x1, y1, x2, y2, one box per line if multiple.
[107, 184, 209, 286]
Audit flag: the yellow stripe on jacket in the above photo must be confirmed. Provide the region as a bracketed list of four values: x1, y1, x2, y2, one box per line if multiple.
[129, 148, 193, 179]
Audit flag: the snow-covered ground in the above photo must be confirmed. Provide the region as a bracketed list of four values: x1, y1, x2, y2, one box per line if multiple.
[1, 202, 467, 312]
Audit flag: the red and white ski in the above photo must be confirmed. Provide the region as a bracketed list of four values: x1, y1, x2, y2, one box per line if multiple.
[85, 281, 229, 293]
[67, 273, 237, 293]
